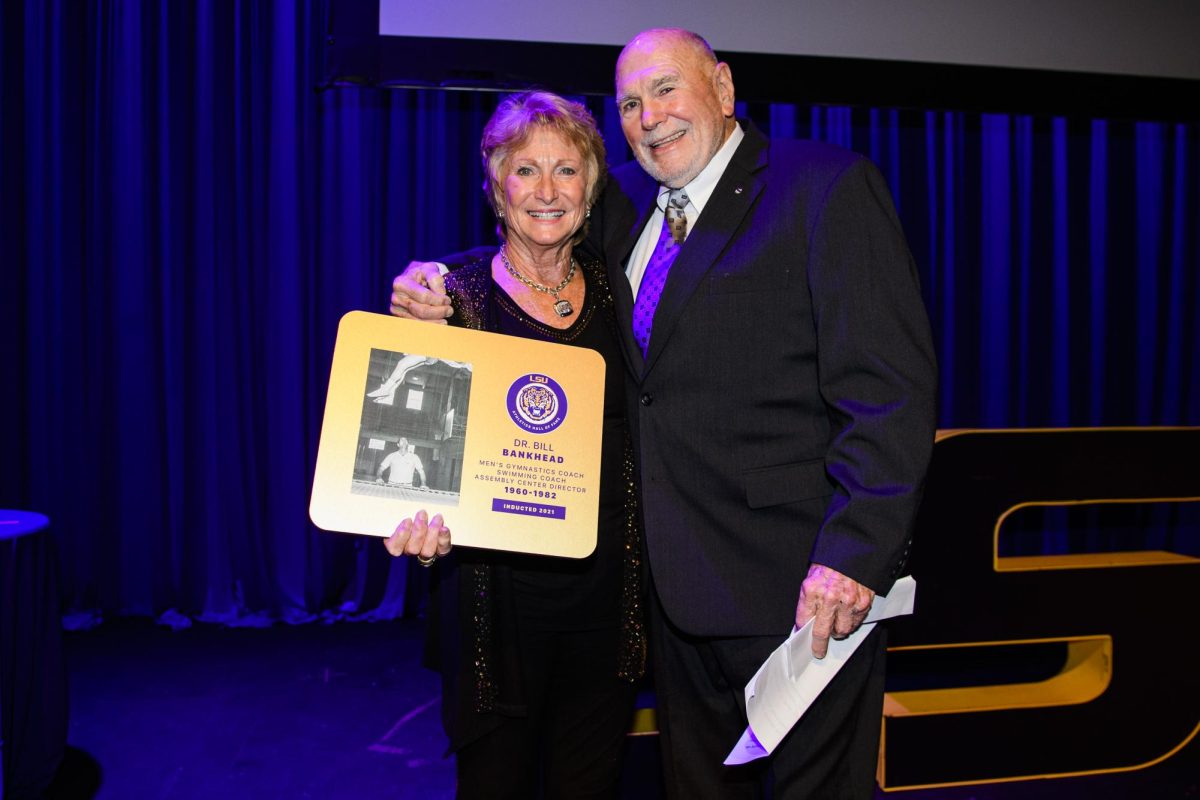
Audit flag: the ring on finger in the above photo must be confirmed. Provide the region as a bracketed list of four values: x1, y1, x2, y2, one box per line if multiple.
[417, 553, 437, 567]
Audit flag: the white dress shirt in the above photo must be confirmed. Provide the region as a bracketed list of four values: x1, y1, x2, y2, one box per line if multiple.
[625, 123, 745, 299]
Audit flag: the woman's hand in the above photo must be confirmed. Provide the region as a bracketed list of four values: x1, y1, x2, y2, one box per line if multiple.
[384, 509, 452, 565]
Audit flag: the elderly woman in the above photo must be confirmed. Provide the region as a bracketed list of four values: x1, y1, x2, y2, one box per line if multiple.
[384, 91, 643, 799]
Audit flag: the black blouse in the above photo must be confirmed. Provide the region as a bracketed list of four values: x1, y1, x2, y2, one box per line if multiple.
[425, 254, 645, 754]
[488, 270, 628, 630]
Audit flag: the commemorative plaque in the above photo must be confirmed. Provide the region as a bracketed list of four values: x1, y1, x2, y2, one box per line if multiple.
[310, 311, 604, 558]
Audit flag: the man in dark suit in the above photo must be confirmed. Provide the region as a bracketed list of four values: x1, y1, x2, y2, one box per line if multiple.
[392, 28, 936, 799]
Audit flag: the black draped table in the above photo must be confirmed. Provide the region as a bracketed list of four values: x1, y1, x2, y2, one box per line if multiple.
[0, 511, 67, 799]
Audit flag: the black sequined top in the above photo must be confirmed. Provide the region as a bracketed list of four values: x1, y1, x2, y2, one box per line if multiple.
[425, 254, 644, 750]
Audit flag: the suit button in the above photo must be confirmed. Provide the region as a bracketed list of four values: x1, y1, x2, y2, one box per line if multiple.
[640, 393, 654, 406]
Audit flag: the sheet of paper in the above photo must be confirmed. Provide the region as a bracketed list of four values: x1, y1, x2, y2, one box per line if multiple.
[724, 576, 917, 765]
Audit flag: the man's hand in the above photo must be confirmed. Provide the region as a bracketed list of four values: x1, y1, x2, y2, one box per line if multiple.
[389, 261, 453, 322]
[795, 563, 875, 659]
[384, 510, 452, 562]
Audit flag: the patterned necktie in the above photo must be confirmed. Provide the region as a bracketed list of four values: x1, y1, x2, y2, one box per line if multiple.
[632, 188, 689, 358]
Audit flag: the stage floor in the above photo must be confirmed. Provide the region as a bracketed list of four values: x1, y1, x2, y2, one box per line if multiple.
[47, 618, 1197, 799]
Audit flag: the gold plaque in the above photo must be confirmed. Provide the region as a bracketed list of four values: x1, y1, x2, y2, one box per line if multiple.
[310, 311, 604, 558]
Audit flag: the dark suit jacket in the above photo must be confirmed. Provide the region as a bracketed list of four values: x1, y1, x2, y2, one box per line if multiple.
[591, 121, 937, 638]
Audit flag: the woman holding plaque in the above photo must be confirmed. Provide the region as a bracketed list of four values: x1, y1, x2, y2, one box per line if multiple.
[384, 91, 643, 799]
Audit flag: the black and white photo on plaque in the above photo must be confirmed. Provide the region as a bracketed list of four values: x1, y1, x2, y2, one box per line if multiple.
[349, 348, 473, 505]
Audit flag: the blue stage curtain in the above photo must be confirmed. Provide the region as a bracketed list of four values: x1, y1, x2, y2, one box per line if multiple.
[3, 2, 1197, 622]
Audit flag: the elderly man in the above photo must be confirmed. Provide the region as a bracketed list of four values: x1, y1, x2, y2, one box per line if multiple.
[393, 28, 936, 799]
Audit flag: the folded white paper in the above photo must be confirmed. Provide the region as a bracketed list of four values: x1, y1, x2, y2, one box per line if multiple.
[724, 576, 917, 765]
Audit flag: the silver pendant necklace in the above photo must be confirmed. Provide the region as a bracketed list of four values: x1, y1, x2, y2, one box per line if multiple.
[500, 245, 576, 317]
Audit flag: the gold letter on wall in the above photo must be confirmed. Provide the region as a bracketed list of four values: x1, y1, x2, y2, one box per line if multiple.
[879, 428, 1200, 790]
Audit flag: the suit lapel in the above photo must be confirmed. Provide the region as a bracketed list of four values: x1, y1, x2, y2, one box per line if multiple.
[606, 170, 658, 374]
[642, 126, 769, 376]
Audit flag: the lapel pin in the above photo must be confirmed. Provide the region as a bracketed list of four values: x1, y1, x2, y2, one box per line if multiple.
[734, 186, 744, 195]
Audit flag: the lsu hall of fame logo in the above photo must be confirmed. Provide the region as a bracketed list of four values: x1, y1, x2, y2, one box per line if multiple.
[507, 373, 568, 434]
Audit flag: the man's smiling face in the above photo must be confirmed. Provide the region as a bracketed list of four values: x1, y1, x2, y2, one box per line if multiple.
[615, 30, 736, 189]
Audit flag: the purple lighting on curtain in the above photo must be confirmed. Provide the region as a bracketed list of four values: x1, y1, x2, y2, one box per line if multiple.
[923, 111, 939, 338]
[1089, 120, 1109, 425]
[1164, 124, 1188, 423]
[887, 109, 901, 217]
[1136, 122, 1165, 425]
[939, 112, 958, 424]
[1015, 115, 1033, 424]
[771, 102, 796, 141]
[981, 114, 1012, 426]
[1051, 117, 1070, 425]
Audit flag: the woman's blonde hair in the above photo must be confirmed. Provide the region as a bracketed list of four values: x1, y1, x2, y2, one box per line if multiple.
[481, 91, 607, 245]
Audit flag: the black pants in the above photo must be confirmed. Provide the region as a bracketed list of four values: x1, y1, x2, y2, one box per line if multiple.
[455, 624, 636, 800]
[649, 586, 888, 800]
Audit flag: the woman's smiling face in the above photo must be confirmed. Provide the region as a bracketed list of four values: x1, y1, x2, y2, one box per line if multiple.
[500, 127, 588, 255]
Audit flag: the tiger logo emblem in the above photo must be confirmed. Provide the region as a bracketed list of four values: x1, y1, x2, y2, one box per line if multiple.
[507, 374, 568, 433]
[519, 385, 556, 422]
